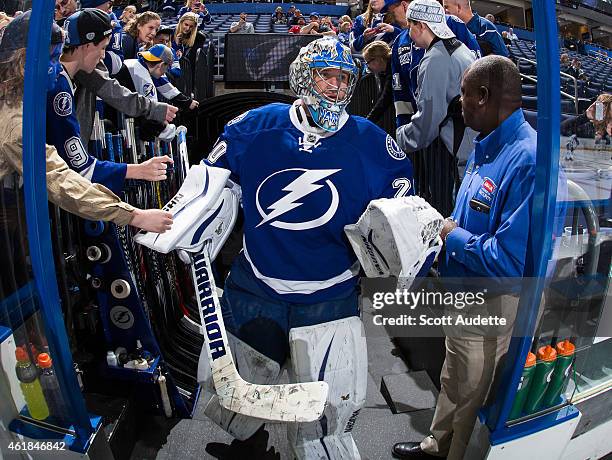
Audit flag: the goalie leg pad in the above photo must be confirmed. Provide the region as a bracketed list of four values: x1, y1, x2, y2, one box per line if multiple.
[287, 316, 367, 460]
[197, 332, 282, 440]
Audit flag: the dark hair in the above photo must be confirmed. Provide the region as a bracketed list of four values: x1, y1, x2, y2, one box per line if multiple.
[0, 48, 26, 107]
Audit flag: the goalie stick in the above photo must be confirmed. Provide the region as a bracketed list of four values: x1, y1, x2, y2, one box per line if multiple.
[188, 243, 328, 423]
[134, 164, 328, 422]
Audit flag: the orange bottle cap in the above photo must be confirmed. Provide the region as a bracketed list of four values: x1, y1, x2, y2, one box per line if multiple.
[525, 351, 536, 367]
[15, 346, 28, 362]
[37, 353, 52, 368]
[537, 345, 557, 362]
[556, 340, 575, 357]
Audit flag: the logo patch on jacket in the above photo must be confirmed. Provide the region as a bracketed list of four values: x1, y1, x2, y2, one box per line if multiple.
[53, 92, 72, 116]
[143, 83, 156, 98]
[476, 177, 497, 203]
[386, 135, 406, 160]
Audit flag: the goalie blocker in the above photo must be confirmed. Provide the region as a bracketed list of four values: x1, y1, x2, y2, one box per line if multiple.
[344, 196, 444, 288]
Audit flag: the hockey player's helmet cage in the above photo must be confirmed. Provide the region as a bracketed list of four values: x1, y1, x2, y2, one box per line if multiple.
[289, 37, 358, 133]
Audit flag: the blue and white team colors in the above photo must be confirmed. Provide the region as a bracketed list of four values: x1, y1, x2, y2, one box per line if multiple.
[206, 103, 414, 303]
[443, 109, 536, 278]
[104, 19, 124, 75]
[465, 12, 508, 57]
[46, 67, 127, 194]
[391, 15, 481, 127]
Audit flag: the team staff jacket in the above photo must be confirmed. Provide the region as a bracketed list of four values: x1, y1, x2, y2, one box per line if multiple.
[396, 38, 475, 158]
[46, 67, 127, 195]
[443, 109, 536, 278]
[350, 13, 401, 53]
[391, 15, 481, 128]
[206, 102, 414, 303]
[466, 12, 508, 57]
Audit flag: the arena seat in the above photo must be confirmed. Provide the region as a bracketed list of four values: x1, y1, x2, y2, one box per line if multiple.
[522, 95, 538, 110]
[522, 84, 537, 96]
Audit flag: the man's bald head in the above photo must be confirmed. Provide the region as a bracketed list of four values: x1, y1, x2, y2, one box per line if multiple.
[442, 0, 471, 21]
[460, 55, 523, 134]
[464, 55, 522, 106]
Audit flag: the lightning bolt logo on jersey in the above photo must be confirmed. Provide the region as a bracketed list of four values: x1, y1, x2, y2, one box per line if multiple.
[256, 168, 340, 230]
[206, 102, 414, 302]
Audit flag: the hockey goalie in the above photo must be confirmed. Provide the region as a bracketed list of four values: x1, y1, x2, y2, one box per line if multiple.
[136, 37, 442, 459]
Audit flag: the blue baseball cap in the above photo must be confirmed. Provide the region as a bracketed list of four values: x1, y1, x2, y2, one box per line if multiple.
[381, 0, 402, 13]
[310, 11, 319, 17]
[139, 44, 174, 66]
[63, 8, 112, 46]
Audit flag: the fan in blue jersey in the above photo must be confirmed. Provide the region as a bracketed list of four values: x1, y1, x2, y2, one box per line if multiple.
[385, 0, 481, 128]
[80, 0, 124, 76]
[47, 9, 173, 195]
[197, 37, 414, 459]
[442, 0, 508, 57]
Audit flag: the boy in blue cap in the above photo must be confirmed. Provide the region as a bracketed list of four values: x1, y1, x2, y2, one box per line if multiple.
[115, 44, 198, 141]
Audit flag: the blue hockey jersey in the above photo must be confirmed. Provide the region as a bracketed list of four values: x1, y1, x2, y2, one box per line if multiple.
[46, 68, 127, 195]
[391, 15, 481, 128]
[104, 17, 125, 76]
[206, 102, 414, 303]
[466, 12, 508, 57]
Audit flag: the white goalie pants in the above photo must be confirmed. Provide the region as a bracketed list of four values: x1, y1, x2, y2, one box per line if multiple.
[197, 316, 368, 460]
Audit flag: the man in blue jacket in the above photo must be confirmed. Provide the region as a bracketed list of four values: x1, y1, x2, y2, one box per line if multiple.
[392, 55, 535, 460]
[443, 0, 509, 57]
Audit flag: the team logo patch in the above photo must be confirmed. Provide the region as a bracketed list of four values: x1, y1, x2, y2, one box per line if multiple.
[476, 177, 497, 203]
[86, 32, 95, 40]
[255, 168, 340, 231]
[482, 178, 496, 193]
[227, 110, 250, 126]
[53, 92, 72, 116]
[386, 135, 406, 160]
[143, 83, 155, 98]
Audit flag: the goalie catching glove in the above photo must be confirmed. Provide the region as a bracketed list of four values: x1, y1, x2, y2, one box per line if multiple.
[344, 196, 444, 283]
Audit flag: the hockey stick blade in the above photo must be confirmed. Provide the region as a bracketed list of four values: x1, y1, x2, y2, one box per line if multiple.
[190, 249, 328, 423]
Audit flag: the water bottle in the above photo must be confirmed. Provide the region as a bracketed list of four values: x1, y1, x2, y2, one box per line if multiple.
[509, 351, 536, 419]
[524, 344, 557, 414]
[15, 347, 49, 420]
[541, 340, 575, 408]
[37, 353, 70, 424]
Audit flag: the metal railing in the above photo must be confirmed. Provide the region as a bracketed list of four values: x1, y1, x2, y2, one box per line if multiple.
[211, 34, 224, 80]
[517, 57, 580, 114]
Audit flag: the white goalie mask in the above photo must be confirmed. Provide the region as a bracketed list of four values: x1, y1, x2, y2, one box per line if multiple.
[289, 37, 358, 133]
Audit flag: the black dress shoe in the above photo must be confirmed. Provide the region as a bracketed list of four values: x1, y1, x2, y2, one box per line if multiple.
[392, 442, 444, 459]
